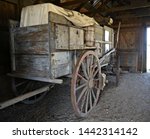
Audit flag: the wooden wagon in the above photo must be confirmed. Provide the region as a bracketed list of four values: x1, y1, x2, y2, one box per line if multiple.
[0, 4, 119, 117]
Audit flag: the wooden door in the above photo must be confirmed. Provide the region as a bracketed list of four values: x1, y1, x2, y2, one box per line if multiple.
[118, 27, 140, 72]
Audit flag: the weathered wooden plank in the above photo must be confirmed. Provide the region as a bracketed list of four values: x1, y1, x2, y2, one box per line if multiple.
[59, 0, 88, 7]
[8, 73, 63, 84]
[118, 28, 139, 49]
[69, 27, 84, 49]
[106, 2, 150, 14]
[14, 41, 49, 54]
[0, 86, 50, 109]
[95, 25, 103, 41]
[15, 55, 50, 77]
[55, 24, 84, 50]
[55, 24, 69, 49]
[51, 52, 72, 78]
[14, 25, 49, 42]
[118, 51, 138, 72]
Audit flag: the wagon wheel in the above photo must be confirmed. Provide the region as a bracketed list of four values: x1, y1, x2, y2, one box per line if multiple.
[12, 78, 53, 104]
[71, 51, 102, 117]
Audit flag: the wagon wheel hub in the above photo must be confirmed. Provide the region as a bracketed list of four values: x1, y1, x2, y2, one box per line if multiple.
[88, 79, 94, 89]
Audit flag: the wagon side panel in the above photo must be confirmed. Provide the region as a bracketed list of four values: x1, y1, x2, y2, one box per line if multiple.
[11, 24, 51, 79]
[51, 52, 72, 78]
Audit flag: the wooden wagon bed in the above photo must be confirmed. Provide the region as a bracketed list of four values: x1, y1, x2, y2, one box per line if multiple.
[0, 3, 117, 118]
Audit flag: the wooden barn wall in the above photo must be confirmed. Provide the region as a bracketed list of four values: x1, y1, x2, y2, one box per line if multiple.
[0, 0, 19, 75]
[0, 0, 19, 97]
[118, 25, 144, 72]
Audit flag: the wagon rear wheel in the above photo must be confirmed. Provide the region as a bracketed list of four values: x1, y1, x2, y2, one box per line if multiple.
[12, 78, 52, 104]
[71, 51, 101, 117]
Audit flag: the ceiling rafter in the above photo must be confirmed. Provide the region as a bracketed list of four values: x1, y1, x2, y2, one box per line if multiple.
[83, 0, 111, 17]
[75, 0, 91, 11]
[83, 1, 104, 17]
[112, 8, 150, 19]
[59, 0, 89, 7]
[115, 0, 131, 6]
[105, 2, 150, 15]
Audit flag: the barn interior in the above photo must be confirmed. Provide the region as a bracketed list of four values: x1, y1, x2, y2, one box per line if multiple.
[0, 0, 150, 121]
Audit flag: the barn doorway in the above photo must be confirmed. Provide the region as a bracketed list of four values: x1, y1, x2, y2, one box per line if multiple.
[147, 27, 150, 72]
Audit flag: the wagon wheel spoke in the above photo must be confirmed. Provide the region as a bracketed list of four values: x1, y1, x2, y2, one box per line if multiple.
[93, 68, 99, 77]
[71, 51, 101, 117]
[91, 88, 96, 100]
[85, 90, 90, 113]
[77, 73, 88, 83]
[89, 89, 93, 109]
[91, 61, 98, 76]
[12, 78, 53, 104]
[81, 62, 88, 79]
[86, 57, 91, 76]
[77, 86, 88, 103]
[80, 89, 88, 112]
[76, 82, 87, 91]
[89, 55, 94, 77]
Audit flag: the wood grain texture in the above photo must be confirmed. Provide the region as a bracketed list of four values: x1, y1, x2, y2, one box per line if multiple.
[15, 55, 50, 77]
[14, 41, 49, 54]
[118, 27, 140, 72]
[14, 25, 49, 42]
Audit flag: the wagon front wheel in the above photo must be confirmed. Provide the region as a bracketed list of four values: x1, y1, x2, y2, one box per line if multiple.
[71, 51, 102, 117]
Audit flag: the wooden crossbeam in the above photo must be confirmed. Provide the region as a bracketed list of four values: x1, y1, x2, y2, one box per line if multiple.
[116, 0, 131, 6]
[75, 0, 90, 11]
[103, 0, 112, 5]
[59, 0, 89, 7]
[0, 86, 50, 109]
[110, 7, 150, 19]
[115, 13, 150, 19]
[84, 0, 111, 16]
[84, 2, 104, 17]
[106, 2, 150, 14]
[93, 0, 112, 14]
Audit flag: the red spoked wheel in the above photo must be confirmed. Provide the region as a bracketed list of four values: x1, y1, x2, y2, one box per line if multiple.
[71, 51, 102, 117]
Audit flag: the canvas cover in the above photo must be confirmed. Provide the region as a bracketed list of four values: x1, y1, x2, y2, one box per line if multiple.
[20, 3, 98, 27]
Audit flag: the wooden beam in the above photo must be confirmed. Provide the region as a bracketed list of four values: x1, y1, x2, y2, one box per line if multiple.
[112, 23, 142, 28]
[112, 8, 150, 19]
[75, 0, 89, 11]
[101, 0, 112, 7]
[116, 0, 131, 6]
[115, 13, 150, 19]
[59, 0, 88, 7]
[86, 0, 111, 16]
[106, 3, 150, 14]
[93, 0, 111, 15]
[79, 2, 104, 18]
[0, 86, 50, 109]
[8, 73, 63, 84]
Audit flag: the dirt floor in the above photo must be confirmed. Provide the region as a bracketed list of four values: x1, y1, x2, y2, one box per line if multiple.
[0, 73, 150, 122]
